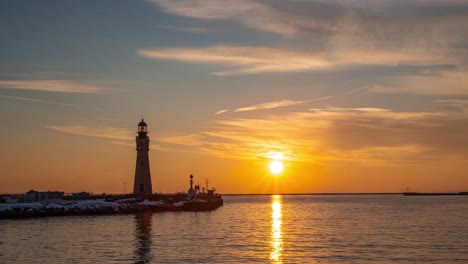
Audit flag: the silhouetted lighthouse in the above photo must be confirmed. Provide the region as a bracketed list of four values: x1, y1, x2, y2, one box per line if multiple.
[133, 119, 153, 195]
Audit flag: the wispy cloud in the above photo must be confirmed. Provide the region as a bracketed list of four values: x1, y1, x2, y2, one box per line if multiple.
[0, 80, 111, 93]
[109, 141, 171, 152]
[138, 45, 452, 76]
[150, 0, 468, 48]
[137, 46, 330, 75]
[157, 134, 205, 146]
[434, 99, 468, 111]
[159, 106, 468, 165]
[370, 70, 468, 95]
[234, 97, 331, 113]
[213, 97, 331, 116]
[45, 125, 133, 140]
[344, 84, 385, 95]
[1, 64, 102, 79]
[147, 0, 468, 99]
[214, 109, 230, 115]
[0, 94, 104, 110]
[95, 117, 128, 122]
[158, 25, 213, 33]
[149, 0, 312, 37]
[234, 100, 307, 113]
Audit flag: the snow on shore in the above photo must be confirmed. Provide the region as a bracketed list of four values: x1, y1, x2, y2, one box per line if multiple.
[0, 197, 220, 218]
[0, 199, 165, 213]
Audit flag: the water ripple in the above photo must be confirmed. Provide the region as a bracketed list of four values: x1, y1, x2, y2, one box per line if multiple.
[1, 195, 468, 263]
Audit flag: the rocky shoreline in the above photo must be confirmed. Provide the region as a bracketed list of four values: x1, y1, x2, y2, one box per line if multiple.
[0, 196, 223, 219]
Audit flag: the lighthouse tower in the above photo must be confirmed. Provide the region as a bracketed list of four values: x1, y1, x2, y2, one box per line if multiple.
[133, 119, 153, 195]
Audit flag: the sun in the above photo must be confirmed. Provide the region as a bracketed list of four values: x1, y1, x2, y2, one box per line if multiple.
[269, 160, 284, 175]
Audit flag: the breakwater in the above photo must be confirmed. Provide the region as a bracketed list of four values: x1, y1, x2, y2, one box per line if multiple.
[0, 195, 223, 219]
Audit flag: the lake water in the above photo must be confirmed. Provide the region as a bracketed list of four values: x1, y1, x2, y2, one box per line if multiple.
[1, 195, 467, 263]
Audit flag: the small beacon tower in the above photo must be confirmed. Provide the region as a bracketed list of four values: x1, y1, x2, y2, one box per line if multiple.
[133, 119, 153, 195]
[188, 174, 196, 200]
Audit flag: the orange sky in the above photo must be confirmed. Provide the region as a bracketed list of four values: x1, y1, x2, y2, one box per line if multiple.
[1, 0, 468, 194]
[1, 118, 466, 194]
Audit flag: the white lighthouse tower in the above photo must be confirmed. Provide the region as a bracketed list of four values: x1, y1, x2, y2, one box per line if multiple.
[133, 119, 153, 195]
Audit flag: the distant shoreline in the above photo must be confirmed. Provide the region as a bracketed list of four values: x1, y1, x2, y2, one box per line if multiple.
[221, 192, 468, 196]
[2, 192, 467, 197]
[221, 193, 400, 195]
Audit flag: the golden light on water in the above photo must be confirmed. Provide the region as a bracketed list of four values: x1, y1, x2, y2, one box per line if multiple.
[270, 195, 283, 263]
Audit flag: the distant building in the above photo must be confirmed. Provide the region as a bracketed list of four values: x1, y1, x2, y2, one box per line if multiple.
[24, 190, 64, 202]
[133, 119, 153, 195]
[70, 192, 92, 200]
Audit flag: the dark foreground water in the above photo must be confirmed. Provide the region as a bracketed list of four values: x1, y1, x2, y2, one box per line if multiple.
[1, 195, 467, 263]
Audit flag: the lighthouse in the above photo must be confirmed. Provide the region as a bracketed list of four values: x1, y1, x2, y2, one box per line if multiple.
[133, 119, 153, 195]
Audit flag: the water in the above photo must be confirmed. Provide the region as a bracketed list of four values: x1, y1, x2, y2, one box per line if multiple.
[1, 195, 467, 263]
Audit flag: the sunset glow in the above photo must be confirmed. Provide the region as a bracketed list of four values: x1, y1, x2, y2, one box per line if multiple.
[2, 2, 468, 264]
[1, 0, 467, 194]
[269, 160, 284, 175]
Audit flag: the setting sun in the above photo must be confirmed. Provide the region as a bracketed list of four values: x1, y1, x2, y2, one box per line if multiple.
[269, 160, 284, 175]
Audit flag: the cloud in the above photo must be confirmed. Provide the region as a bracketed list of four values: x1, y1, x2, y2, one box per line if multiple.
[434, 99, 468, 108]
[149, 0, 468, 48]
[157, 134, 205, 146]
[234, 100, 306, 112]
[158, 25, 213, 33]
[370, 70, 468, 95]
[149, 0, 313, 37]
[147, 0, 468, 92]
[109, 140, 182, 154]
[160, 106, 468, 165]
[138, 45, 451, 75]
[95, 117, 128, 122]
[234, 97, 331, 113]
[45, 125, 133, 140]
[434, 99, 468, 112]
[138, 46, 331, 75]
[344, 84, 385, 95]
[214, 109, 229, 115]
[0, 80, 111, 93]
[44, 126, 204, 153]
[213, 96, 331, 116]
[0, 94, 104, 110]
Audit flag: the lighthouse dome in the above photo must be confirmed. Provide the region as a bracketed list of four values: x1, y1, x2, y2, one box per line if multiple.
[138, 119, 147, 126]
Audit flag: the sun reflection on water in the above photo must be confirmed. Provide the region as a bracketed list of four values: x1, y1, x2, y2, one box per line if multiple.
[270, 195, 283, 263]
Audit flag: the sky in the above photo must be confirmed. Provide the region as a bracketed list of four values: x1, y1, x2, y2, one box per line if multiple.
[1, 0, 467, 194]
